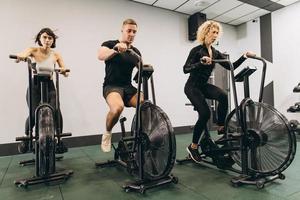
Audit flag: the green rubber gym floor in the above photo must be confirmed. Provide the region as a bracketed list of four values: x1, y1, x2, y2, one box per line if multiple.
[0, 133, 299, 200]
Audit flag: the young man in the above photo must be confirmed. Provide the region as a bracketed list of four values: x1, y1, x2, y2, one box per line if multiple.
[98, 19, 143, 152]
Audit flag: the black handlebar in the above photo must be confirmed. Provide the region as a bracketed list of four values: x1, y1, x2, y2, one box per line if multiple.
[113, 46, 118, 51]
[213, 55, 267, 103]
[212, 55, 266, 69]
[212, 59, 230, 63]
[10, 54, 70, 74]
[9, 54, 31, 63]
[127, 49, 141, 60]
[9, 55, 18, 59]
[247, 55, 261, 60]
[246, 55, 267, 67]
[55, 68, 71, 73]
[246, 55, 267, 103]
[112, 47, 141, 61]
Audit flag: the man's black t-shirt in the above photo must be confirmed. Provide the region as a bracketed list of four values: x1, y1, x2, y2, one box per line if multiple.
[101, 40, 141, 87]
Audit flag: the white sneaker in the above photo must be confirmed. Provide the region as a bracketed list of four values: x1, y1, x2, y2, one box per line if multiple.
[101, 133, 112, 152]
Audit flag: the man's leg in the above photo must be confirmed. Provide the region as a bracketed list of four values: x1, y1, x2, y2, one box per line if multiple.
[106, 92, 125, 131]
[126, 92, 144, 108]
[101, 92, 124, 152]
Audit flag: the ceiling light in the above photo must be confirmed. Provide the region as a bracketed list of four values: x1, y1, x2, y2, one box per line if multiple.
[194, 0, 210, 7]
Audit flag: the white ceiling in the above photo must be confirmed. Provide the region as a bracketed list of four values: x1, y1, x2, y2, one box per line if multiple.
[130, 0, 299, 25]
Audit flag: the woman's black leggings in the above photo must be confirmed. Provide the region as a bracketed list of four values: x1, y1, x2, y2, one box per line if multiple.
[25, 76, 63, 135]
[184, 82, 228, 144]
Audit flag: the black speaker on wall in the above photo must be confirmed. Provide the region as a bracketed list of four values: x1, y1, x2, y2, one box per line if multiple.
[188, 12, 207, 41]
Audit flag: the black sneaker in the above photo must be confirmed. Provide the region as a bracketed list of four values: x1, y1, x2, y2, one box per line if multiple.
[217, 126, 225, 135]
[186, 144, 202, 163]
[18, 141, 29, 153]
[56, 141, 68, 154]
[293, 84, 300, 92]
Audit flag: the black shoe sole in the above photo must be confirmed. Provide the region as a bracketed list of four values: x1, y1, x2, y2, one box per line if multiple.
[186, 147, 202, 164]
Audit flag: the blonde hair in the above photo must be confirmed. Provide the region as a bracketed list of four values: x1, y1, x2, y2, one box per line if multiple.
[196, 20, 222, 44]
[122, 18, 137, 27]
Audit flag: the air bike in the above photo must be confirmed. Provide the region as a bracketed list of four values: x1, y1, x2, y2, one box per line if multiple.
[9, 55, 73, 188]
[177, 54, 296, 189]
[95, 49, 178, 194]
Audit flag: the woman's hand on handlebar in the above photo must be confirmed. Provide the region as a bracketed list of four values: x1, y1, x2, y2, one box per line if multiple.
[244, 51, 256, 58]
[61, 69, 69, 77]
[16, 56, 27, 63]
[200, 56, 212, 65]
[9, 54, 28, 63]
[57, 68, 70, 77]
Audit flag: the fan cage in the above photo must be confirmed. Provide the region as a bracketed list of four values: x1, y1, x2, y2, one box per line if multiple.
[225, 101, 296, 176]
[131, 101, 176, 180]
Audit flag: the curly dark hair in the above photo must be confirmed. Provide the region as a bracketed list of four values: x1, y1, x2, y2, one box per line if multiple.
[35, 28, 58, 48]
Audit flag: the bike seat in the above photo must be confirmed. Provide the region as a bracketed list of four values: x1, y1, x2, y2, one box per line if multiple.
[287, 104, 300, 112]
[289, 120, 300, 131]
[293, 83, 300, 93]
[185, 103, 197, 111]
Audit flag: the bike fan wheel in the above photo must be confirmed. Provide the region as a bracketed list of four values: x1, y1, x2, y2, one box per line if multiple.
[132, 101, 176, 180]
[38, 106, 55, 177]
[225, 101, 296, 176]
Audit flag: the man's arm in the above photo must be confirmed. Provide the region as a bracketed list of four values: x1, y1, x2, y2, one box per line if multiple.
[97, 46, 118, 61]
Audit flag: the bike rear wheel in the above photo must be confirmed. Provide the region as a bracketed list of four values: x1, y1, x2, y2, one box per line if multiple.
[132, 101, 176, 181]
[225, 101, 296, 176]
[37, 106, 56, 177]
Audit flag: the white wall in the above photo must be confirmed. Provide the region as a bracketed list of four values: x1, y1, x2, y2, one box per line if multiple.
[0, 0, 238, 144]
[236, 1, 300, 121]
[272, 1, 300, 121]
[236, 20, 262, 103]
[0, 0, 241, 144]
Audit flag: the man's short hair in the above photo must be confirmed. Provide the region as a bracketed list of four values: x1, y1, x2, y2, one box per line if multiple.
[123, 19, 137, 27]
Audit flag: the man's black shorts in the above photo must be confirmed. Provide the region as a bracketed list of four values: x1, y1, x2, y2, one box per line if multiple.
[103, 85, 137, 107]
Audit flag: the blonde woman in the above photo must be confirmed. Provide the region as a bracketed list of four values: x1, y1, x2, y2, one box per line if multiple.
[183, 20, 255, 163]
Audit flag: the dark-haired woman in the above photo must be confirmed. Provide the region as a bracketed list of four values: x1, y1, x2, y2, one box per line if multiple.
[16, 28, 69, 153]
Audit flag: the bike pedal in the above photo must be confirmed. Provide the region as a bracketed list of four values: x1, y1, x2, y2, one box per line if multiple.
[56, 142, 68, 154]
[17, 141, 29, 154]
